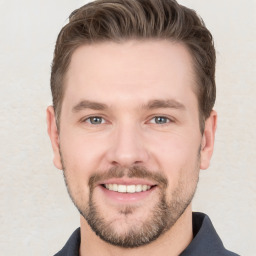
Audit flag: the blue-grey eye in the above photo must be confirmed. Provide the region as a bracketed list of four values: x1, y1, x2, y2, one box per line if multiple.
[87, 116, 104, 125]
[151, 116, 170, 124]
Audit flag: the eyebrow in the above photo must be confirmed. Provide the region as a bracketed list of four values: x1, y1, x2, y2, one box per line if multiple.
[143, 99, 186, 110]
[72, 100, 108, 112]
[72, 99, 186, 113]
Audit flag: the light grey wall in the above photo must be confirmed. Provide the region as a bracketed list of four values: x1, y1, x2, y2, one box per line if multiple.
[0, 0, 255, 255]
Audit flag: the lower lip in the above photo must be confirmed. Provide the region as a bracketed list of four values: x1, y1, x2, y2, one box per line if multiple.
[99, 185, 156, 203]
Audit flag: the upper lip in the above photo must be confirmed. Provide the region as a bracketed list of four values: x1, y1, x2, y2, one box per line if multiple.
[98, 178, 157, 186]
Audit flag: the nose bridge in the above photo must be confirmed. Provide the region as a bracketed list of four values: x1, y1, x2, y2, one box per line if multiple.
[107, 120, 148, 167]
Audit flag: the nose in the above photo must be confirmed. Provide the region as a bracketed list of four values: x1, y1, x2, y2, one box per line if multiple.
[106, 123, 149, 167]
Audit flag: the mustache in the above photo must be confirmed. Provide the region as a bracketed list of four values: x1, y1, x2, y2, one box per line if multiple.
[88, 165, 168, 189]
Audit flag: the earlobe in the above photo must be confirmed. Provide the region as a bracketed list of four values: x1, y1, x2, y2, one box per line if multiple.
[46, 106, 63, 170]
[200, 110, 217, 170]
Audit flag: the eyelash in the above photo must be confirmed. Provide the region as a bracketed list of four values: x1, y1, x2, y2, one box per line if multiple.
[82, 115, 174, 126]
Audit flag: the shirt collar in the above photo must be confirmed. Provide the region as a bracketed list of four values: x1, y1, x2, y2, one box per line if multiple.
[181, 212, 228, 255]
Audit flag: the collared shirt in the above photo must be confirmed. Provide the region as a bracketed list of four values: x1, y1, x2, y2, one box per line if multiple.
[54, 212, 239, 256]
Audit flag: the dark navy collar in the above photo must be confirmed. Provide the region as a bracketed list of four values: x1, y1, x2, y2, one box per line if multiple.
[180, 212, 239, 256]
[54, 212, 239, 256]
[54, 227, 80, 256]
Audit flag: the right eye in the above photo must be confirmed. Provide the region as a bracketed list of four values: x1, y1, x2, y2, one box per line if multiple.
[84, 116, 106, 125]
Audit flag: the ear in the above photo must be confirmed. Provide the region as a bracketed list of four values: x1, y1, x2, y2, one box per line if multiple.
[200, 110, 217, 170]
[46, 106, 63, 170]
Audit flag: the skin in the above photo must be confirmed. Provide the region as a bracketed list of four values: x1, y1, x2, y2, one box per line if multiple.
[47, 40, 217, 256]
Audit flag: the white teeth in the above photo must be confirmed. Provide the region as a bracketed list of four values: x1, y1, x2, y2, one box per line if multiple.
[136, 185, 142, 192]
[118, 185, 127, 193]
[104, 184, 152, 193]
[112, 184, 118, 192]
[127, 185, 136, 193]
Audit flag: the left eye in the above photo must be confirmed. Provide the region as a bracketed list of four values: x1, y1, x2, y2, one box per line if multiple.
[85, 116, 106, 125]
[149, 116, 171, 124]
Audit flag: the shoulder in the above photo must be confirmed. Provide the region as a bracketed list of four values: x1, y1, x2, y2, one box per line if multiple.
[53, 228, 80, 256]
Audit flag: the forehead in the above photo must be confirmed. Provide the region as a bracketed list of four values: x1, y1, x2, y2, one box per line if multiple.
[64, 40, 197, 109]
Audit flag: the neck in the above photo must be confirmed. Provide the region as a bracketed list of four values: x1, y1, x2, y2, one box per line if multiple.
[79, 205, 193, 256]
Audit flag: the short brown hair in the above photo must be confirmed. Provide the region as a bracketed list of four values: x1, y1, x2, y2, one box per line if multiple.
[51, 0, 216, 132]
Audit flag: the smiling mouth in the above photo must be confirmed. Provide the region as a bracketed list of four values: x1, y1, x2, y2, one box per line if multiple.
[102, 184, 155, 193]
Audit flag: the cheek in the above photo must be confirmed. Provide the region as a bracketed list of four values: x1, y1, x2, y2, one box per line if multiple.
[59, 131, 109, 200]
[148, 132, 201, 186]
[151, 132, 199, 164]
[60, 129, 107, 168]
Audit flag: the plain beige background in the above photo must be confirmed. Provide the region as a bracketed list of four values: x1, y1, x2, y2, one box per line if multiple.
[0, 0, 255, 255]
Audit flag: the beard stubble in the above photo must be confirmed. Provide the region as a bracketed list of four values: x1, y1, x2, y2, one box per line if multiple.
[62, 162, 200, 248]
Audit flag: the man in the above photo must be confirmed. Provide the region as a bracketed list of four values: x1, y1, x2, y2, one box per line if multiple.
[47, 0, 239, 255]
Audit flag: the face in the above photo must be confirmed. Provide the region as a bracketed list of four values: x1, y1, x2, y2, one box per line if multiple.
[47, 40, 216, 248]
